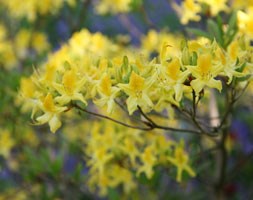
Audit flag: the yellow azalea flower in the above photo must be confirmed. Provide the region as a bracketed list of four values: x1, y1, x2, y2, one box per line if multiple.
[0, 24, 7, 40]
[199, 0, 228, 16]
[154, 89, 178, 112]
[215, 43, 247, 84]
[95, 0, 132, 14]
[20, 77, 36, 98]
[172, 0, 202, 24]
[53, 69, 87, 105]
[168, 142, 196, 182]
[121, 137, 140, 166]
[232, 0, 253, 9]
[0, 129, 15, 158]
[36, 93, 66, 133]
[88, 146, 113, 173]
[137, 146, 157, 179]
[31, 32, 50, 53]
[1, 0, 74, 21]
[237, 7, 253, 38]
[118, 71, 154, 115]
[162, 57, 190, 101]
[18, 76, 43, 117]
[141, 30, 159, 53]
[152, 57, 189, 111]
[94, 74, 120, 114]
[187, 53, 223, 93]
[14, 29, 31, 59]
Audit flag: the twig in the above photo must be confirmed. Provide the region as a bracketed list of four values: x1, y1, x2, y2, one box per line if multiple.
[137, 106, 203, 135]
[74, 103, 208, 135]
[73, 103, 153, 131]
[118, 14, 142, 40]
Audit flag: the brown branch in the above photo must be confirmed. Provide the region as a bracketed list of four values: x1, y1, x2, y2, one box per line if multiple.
[118, 14, 142, 39]
[137, 106, 203, 135]
[73, 103, 153, 131]
[74, 103, 208, 135]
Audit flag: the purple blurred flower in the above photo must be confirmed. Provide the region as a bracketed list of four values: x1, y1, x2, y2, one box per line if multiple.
[231, 120, 253, 154]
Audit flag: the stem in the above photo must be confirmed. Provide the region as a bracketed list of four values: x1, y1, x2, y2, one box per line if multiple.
[137, 106, 203, 135]
[192, 90, 197, 117]
[69, 0, 91, 34]
[118, 14, 142, 40]
[74, 103, 206, 135]
[73, 103, 153, 131]
[139, 5, 157, 29]
[215, 128, 228, 200]
[214, 85, 235, 199]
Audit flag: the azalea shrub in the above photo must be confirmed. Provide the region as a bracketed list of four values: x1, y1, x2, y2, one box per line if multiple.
[1, 0, 253, 199]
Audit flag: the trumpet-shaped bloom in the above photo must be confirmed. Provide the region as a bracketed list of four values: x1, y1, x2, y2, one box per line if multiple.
[36, 94, 66, 133]
[199, 0, 228, 16]
[137, 146, 157, 179]
[94, 74, 120, 114]
[173, 0, 201, 24]
[237, 7, 253, 38]
[95, 0, 132, 14]
[0, 129, 15, 158]
[118, 71, 153, 115]
[168, 143, 196, 182]
[215, 43, 248, 84]
[53, 69, 87, 105]
[187, 53, 223, 93]
[165, 58, 190, 101]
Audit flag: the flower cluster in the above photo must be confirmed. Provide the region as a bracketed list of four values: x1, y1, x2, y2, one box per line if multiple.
[18, 23, 253, 194]
[0, 0, 76, 22]
[0, 26, 50, 70]
[94, 0, 133, 14]
[173, 0, 253, 27]
[64, 120, 195, 196]
[19, 28, 252, 132]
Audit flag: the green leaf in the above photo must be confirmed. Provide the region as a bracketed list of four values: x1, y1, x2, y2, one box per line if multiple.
[190, 52, 198, 66]
[207, 19, 223, 46]
[108, 188, 120, 200]
[122, 55, 129, 70]
[186, 28, 211, 40]
[235, 74, 252, 82]
[224, 11, 238, 48]
[130, 0, 143, 10]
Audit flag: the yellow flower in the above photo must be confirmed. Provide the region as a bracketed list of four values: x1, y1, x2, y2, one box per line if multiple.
[118, 71, 153, 115]
[187, 53, 223, 93]
[165, 58, 190, 101]
[53, 69, 87, 105]
[199, 0, 228, 16]
[121, 137, 140, 166]
[167, 142, 196, 182]
[94, 74, 120, 114]
[95, 0, 132, 14]
[20, 77, 36, 98]
[31, 32, 50, 53]
[173, 0, 201, 24]
[237, 7, 253, 38]
[88, 146, 113, 173]
[137, 146, 157, 179]
[0, 129, 15, 158]
[215, 43, 248, 84]
[36, 94, 66, 133]
[14, 29, 31, 59]
[0, 24, 7, 40]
